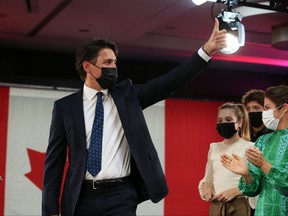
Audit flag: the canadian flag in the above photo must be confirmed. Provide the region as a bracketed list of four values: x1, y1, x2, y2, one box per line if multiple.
[0, 86, 222, 215]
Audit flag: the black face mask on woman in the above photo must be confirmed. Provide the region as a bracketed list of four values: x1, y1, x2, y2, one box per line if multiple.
[90, 65, 118, 89]
[216, 122, 238, 139]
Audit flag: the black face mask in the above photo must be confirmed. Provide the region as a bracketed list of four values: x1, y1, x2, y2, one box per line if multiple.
[216, 122, 237, 139]
[96, 67, 118, 89]
[90, 66, 118, 89]
[248, 112, 263, 128]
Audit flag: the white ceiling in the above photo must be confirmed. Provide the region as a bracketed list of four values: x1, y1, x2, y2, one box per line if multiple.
[0, 0, 288, 71]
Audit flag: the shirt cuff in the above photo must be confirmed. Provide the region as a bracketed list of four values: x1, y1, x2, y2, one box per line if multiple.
[198, 179, 212, 200]
[198, 47, 211, 62]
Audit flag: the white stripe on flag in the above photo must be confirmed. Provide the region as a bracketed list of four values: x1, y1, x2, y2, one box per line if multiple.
[137, 101, 165, 216]
[5, 87, 71, 215]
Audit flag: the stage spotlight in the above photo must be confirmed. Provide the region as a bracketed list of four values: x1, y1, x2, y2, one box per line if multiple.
[217, 9, 245, 54]
[191, 0, 245, 54]
[191, 0, 238, 6]
[192, 0, 216, 6]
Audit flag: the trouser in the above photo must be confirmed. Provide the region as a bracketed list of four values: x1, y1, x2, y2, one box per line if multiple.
[74, 179, 138, 216]
[209, 196, 251, 216]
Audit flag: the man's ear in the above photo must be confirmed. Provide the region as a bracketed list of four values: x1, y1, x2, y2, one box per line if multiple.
[82, 61, 90, 73]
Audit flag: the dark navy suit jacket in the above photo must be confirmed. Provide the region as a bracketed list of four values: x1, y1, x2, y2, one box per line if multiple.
[42, 53, 210, 216]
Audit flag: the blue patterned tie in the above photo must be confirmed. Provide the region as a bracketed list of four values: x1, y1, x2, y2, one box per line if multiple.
[87, 92, 104, 177]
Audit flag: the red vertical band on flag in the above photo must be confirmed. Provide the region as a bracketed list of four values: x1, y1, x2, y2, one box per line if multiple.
[164, 99, 222, 215]
[0, 87, 9, 215]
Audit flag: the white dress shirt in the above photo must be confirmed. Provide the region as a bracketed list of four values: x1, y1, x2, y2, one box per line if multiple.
[83, 84, 130, 180]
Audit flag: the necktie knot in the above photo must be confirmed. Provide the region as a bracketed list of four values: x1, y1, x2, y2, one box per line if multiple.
[96, 92, 103, 100]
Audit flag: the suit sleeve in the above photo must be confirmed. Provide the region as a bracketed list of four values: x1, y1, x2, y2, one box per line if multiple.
[42, 101, 67, 215]
[134, 52, 210, 109]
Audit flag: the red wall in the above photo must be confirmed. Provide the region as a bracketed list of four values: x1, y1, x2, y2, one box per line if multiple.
[0, 87, 9, 216]
[165, 99, 223, 215]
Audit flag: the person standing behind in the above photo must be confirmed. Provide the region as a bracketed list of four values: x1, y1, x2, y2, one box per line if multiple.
[241, 89, 273, 215]
[42, 19, 227, 216]
[221, 85, 288, 216]
[241, 89, 273, 142]
[198, 103, 253, 216]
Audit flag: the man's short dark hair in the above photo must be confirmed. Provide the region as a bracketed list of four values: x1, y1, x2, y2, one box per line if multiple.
[75, 38, 118, 81]
[241, 89, 265, 106]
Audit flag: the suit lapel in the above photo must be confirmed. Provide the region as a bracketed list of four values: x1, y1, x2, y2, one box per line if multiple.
[109, 90, 127, 121]
[110, 89, 128, 132]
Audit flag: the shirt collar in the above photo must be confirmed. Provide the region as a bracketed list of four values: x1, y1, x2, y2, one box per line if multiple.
[83, 84, 108, 101]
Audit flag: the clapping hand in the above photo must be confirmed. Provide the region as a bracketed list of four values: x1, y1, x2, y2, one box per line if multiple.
[220, 153, 249, 176]
[246, 147, 265, 168]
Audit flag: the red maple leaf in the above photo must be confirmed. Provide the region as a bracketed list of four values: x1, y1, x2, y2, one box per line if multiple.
[25, 148, 45, 190]
[25, 148, 69, 192]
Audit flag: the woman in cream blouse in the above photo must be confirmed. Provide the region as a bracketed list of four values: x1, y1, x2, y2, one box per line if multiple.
[198, 102, 253, 216]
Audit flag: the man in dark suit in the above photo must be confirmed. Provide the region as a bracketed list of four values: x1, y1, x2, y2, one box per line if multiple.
[42, 18, 226, 216]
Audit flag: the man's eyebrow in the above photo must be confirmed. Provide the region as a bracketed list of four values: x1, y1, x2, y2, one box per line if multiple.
[103, 58, 117, 63]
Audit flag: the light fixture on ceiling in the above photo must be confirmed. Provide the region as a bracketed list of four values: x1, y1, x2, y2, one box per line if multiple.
[271, 23, 288, 50]
[192, 0, 245, 54]
[193, 0, 288, 12]
[191, 0, 215, 6]
[191, 0, 238, 6]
